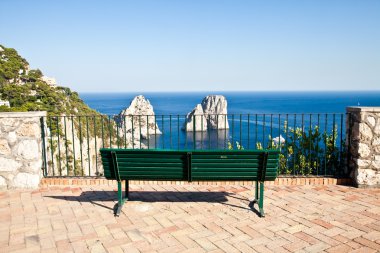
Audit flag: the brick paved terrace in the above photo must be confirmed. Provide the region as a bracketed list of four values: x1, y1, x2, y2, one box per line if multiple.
[1, 184, 380, 253]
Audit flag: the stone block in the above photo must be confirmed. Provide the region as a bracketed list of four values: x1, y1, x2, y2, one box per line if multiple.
[16, 122, 40, 137]
[7, 131, 17, 144]
[358, 143, 371, 158]
[12, 172, 40, 188]
[0, 118, 19, 132]
[0, 157, 21, 172]
[367, 116, 376, 127]
[357, 159, 371, 167]
[375, 124, 380, 135]
[25, 161, 42, 173]
[359, 123, 372, 141]
[373, 137, 380, 146]
[356, 169, 376, 185]
[0, 139, 11, 155]
[372, 156, 380, 170]
[0, 176, 6, 187]
[15, 139, 39, 160]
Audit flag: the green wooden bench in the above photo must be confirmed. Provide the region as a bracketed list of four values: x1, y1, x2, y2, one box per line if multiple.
[100, 149, 280, 217]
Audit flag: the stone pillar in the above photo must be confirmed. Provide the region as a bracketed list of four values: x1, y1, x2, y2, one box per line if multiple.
[347, 107, 380, 188]
[0, 111, 47, 189]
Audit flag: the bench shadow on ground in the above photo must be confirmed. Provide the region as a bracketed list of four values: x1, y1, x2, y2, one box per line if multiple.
[46, 191, 262, 216]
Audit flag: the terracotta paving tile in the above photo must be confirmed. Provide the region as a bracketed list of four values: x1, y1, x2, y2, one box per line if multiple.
[0, 184, 379, 252]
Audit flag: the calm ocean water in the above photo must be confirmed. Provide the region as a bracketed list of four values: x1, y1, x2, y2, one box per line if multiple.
[80, 91, 380, 149]
[80, 91, 380, 115]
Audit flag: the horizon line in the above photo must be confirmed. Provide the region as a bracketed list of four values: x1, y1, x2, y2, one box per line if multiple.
[78, 90, 380, 93]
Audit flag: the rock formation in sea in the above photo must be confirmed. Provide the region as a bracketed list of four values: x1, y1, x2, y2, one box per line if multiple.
[201, 95, 229, 130]
[118, 95, 161, 140]
[182, 104, 208, 131]
[183, 95, 229, 131]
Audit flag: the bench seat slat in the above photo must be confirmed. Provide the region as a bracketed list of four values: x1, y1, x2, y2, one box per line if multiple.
[102, 162, 185, 168]
[100, 148, 280, 182]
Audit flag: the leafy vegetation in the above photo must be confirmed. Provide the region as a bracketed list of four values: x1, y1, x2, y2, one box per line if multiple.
[0, 44, 99, 116]
[255, 122, 345, 176]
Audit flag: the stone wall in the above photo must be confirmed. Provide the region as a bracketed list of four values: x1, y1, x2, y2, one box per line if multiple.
[0, 111, 46, 189]
[347, 107, 380, 188]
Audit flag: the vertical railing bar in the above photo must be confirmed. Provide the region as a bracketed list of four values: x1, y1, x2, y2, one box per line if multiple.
[278, 114, 281, 150]
[154, 115, 157, 149]
[301, 114, 304, 174]
[101, 117, 105, 148]
[324, 114, 327, 176]
[216, 114, 219, 149]
[86, 116, 91, 176]
[169, 115, 172, 149]
[208, 114, 211, 150]
[147, 115, 150, 149]
[201, 115, 203, 150]
[49, 117, 55, 176]
[71, 116, 76, 176]
[94, 116, 98, 176]
[193, 114, 196, 150]
[124, 116, 127, 148]
[285, 114, 289, 174]
[309, 114, 312, 174]
[231, 114, 235, 149]
[131, 115, 134, 149]
[339, 114, 343, 173]
[162, 115, 164, 149]
[56, 117, 62, 176]
[293, 114, 296, 175]
[78, 116, 84, 176]
[255, 114, 258, 147]
[247, 114, 250, 149]
[270, 114, 273, 148]
[40, 117, 47, 177]
[108, 115, 112, 149]
[139, 115, 142, 149]
[114, 115, 121, 148]
[317, 114, 320, 176]
[224, 114, 227, 150]
[263, 114, 266, 149]
[64, 116, 69, 176]
[177, 115, 180, 150]
[239, 114, 242, 147]
[332, 113, 336, 175]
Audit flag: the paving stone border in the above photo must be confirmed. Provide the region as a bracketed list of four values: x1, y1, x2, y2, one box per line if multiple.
[40, 177, 352, 186]
[0, 111, 46, 189]
[347, 107, 380, 188]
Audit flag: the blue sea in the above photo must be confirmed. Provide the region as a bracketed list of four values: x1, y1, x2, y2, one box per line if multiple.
[80, 91, 380, 149]
[81, 91, 380, 115]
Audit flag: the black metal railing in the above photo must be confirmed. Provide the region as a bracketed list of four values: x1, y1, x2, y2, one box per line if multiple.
[41, 113, 349, 178]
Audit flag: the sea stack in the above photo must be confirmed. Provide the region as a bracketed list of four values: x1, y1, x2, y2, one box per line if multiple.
[118, 95, 161, 139]
[183, 95, 229, 131]
[182, 104, 208, 131]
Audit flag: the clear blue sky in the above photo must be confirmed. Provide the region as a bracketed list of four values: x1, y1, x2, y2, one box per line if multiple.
[1, 0, 379, 92]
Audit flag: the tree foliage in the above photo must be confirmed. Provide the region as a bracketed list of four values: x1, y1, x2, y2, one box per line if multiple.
[0, 44, 100, 116]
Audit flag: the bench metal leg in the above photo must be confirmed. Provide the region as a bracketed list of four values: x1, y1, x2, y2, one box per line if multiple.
[259, 182, 265, 217]
[115, 181, 126, 217]
[125, 180, 129, 200]
[252, 180, 259, 203]
[250, 181, 265, 217]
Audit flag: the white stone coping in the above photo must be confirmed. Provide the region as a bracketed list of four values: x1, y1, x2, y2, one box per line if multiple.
[346, 107, 380, 113]
[0, 111, 47, 118]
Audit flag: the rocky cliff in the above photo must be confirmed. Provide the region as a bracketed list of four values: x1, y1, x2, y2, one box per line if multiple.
[184, 95, 229, 131]
[118, 95, 161, 140]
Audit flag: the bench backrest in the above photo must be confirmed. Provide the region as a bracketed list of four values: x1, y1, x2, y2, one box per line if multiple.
[100, 149, 280, 182]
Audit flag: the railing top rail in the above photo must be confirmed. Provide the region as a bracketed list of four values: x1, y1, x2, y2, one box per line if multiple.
[44, 112, 348, 117]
